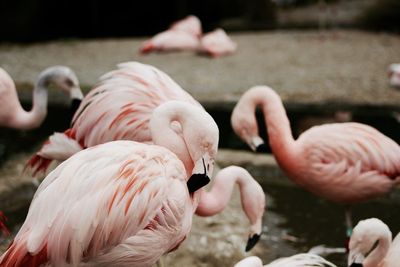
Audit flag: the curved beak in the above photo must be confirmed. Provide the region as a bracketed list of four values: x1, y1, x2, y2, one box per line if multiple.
[245, 233, 261, 252]
[249, 136, 267, 153]
[348, 250, 364, 267]
[187, 157, 210, 193]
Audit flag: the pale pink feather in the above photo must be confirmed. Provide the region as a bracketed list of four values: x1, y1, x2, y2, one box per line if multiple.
[199, 28, 237, 57]
[1, 141, 196, 267]
[234, 254, 336, 267]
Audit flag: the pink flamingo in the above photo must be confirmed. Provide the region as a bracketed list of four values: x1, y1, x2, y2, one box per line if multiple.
[0, 140, 209, 267]
[196, 166, 266, 251]
[348, 218, 399, 267]
[140, 15, 201, 54]
[0, 66, 83, 130]
[388, 64, 400, 88]
[234, 254, 336, 267]
[199, 28, 237, 58]
[231, 85, 400, 235]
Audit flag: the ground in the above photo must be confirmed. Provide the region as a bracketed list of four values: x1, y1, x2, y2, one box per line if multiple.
[0, 30, 399, 107]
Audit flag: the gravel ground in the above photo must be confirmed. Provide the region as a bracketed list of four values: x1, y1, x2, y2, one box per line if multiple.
[0, 30, 399, 105]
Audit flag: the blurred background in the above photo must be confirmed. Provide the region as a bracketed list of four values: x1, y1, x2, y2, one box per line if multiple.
[1, 0, 399, 42]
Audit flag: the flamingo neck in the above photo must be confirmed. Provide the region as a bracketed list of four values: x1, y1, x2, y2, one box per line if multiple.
[250, 87, 296, 169]
[12, 81, 48, 130]
[364, 235, 391, 267]
[195, 166, 245, 216]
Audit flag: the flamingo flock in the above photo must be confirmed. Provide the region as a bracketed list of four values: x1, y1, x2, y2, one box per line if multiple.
[0, 25, 399, 267]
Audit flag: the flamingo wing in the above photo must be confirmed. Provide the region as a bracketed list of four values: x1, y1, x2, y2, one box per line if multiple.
[297, 123, 400, 202]
[2, 141, 189, 266]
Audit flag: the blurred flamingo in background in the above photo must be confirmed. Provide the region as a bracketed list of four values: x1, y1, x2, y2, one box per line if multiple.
[0, 140, 210, 267]
[231, 85, 400, 236]
[199, 28, 237, 58]
[388, 63, 400, 88]
[234, 253, 336, 267]
[140, 15, 202, 54]
[348, 218, 400, 267]
[0, 66, 83, 130]
[196, 166, 266, 251]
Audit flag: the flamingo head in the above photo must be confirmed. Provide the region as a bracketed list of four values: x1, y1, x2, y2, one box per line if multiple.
[37, 66, 83, 100]
[348, 218, 392, 267]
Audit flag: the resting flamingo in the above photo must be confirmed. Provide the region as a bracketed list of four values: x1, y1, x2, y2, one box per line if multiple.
[28, 62, 264, 250]
[0, 139, 212, 267]
[388, 63, 400, 88]
[140, 15, 201, 54]
[0, 66, 83, 130]
[231, 85, 400, 237]
[199, 28, 237, 58]
[234, 254, 336, 267]
[348, 218, 400, 267]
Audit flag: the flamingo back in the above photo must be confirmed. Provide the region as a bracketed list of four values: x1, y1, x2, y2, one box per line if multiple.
[0, 68, 23, 126]
[295, 122, 400, 203]
[71, 62, 200, 147]
[2, 141, 192, 267]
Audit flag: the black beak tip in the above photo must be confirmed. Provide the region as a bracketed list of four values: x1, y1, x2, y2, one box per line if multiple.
[255, 144, 268, 153]
[245, 234, 261, 252]
[187, 174, 210, 193]
[349, 263, 363, 267]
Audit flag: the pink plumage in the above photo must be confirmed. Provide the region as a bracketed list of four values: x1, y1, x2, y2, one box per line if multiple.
[199, 28, 237, 58]
[140, 15, 202, 54]
[1, 141, 198, 267]
[231, 85, 400, 204]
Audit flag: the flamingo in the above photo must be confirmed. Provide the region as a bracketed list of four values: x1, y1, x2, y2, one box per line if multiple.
[199, 28, 237, 58]
[196, 166, 266, 251]
[348, 218, 399, 267]
[140, 15, 201, 54]
[0, 140, 210, 267]
[388, 64, 400, 88]
[231, 85, 400, 236]
[234, 254, 336, 267]
[0, 66, 83, 130]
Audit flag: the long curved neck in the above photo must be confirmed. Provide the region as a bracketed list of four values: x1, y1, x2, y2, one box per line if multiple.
[364, 235, 391, 267]
[249, 87, 296, 167]
[150, 104, 193, 177]
[195, 166, 250, 216]
[12, 78, 48, 130]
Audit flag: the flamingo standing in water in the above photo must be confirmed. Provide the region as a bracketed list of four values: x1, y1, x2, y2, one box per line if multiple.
[234, 254, 336, 267]
[0, 66, 83, 130]
[231, 85, 400, 236]
[27, 62, 265, 250]
[348, 218, 400, 267]
[0, 140, 210, 267]
[140, 15, 202, 54]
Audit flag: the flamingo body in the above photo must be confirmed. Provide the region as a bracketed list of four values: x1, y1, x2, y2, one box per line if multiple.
[140, 15, 201, 54]
[200, 28, 237, 58]
[231, 86, 400, 205]
[388, 63, 400, 88]
[1, 141, 196, 267]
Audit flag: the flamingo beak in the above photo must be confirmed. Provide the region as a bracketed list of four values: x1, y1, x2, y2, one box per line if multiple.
[250, 136, 267, 153]
[187, 157, 210, 193]
[245, 233, 261, 252]
[348, 250, 364, 267]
